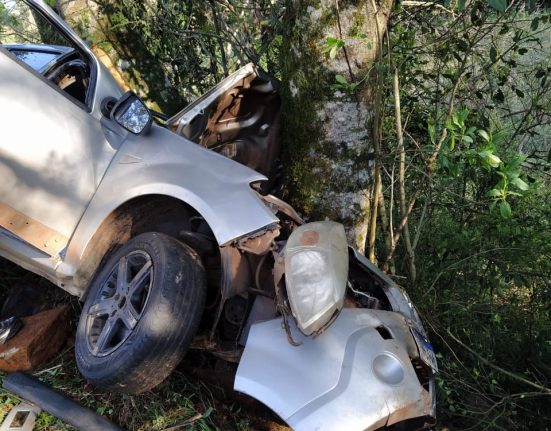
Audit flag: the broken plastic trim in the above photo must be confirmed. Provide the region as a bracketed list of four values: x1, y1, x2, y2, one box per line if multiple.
[0, 317, 22, 345]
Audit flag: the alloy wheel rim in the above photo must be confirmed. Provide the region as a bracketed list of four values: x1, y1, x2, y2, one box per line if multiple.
[86, 250, 153, 357]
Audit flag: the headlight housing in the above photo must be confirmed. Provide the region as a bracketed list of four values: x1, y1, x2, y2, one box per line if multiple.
[284, 221, 348, 335]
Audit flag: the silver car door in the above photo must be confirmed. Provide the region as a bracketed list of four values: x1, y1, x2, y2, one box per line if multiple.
[0, 48, 116, 256]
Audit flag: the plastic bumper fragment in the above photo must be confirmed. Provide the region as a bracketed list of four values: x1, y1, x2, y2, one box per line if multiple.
[235, 308, 435, 431]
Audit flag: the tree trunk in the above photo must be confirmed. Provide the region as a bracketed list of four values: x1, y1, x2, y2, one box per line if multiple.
[280, 0, 393, 253]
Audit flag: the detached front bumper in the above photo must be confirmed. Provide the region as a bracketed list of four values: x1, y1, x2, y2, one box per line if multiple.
[235, 308, 436, 431]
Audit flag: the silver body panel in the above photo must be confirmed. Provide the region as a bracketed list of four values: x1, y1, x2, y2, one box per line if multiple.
[0, 49, 117, 241]
[351, 248, 430, 339]
[61, 123, 279, 278]
[235, 308, 434, 431]
[0, 0, 279, 293]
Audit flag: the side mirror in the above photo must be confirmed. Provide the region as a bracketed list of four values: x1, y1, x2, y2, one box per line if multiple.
[110, 91, 152, 135]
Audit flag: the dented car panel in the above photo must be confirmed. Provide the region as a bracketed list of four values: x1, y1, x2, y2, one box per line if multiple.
[167, 63, 282, 183]
[350, 249, 429, 338]
[61, 125, 280, 294]
[0, 1, 437, 428]
[235, 308, 435, 431]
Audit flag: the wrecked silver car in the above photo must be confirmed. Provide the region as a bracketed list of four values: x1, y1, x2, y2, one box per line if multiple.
[0, 0, 437, 429]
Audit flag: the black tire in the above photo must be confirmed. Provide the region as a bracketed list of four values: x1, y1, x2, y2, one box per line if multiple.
[75, 232, 206, 393]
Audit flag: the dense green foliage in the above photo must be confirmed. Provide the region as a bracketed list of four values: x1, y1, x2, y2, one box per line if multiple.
[62, 0, 284, 114]
[382, 2, 551, 429]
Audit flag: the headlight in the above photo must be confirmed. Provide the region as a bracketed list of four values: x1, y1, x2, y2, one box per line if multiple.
[284, 221, 348, 335]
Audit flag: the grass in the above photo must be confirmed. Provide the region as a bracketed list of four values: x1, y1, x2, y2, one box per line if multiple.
[0, 258, 287, 431]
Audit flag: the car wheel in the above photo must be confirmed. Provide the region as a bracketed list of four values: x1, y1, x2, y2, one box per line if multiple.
[75, 232, 206, 393]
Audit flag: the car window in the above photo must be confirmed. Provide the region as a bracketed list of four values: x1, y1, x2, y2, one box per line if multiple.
[9, 48, 59, 69]
[0, 0, 93, 107]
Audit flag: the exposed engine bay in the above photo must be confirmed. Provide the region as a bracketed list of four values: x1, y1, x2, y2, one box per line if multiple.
[163, 64, 438, 431]
[178, 188, 437, 430]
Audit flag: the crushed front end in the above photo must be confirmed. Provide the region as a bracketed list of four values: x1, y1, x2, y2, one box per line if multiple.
[230, 206, 437, 431]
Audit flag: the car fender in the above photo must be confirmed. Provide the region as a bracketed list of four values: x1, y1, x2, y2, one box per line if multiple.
[60, 124, 278, 281]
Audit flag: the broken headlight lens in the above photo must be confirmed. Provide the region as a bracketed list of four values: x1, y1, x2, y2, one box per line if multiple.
[284, 221, 349, 335]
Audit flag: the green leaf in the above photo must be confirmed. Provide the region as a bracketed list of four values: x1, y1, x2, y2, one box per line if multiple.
[488, 189, 502, 197]
[462, 135, 473, 144]
[335, 74, 348, 85]
[511, 177, 528, 191]
[506, 155, 526, 171]
[428, 121, 436, 144]
[458, 108, 469, 122]
[489, 0, 507, 13]
[507, 171, 520, 180]
[499, 200, 512, 218]
[479, 151, 502, 167]
[530, 17, 540, 31]
[487, 154, 502, 167]
[439, 154, 450, 169]
[452, 112, 462, 127]
[324, 37, 345, 58]
[490, 46, 497, 62]
[478, 130, 490, 142]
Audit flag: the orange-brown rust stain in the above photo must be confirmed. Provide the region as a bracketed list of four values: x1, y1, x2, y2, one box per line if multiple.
[386, 385, 432, 426]
[0, 202, 68, 255]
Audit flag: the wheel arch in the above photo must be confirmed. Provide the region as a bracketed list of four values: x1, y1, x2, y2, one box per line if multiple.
[65, 194, 217, 298]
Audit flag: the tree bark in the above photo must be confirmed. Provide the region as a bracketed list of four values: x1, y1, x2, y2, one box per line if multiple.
[280, 0, 393, 253]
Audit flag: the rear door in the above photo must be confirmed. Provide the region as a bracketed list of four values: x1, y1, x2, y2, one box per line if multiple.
[0, 0, 116, 256]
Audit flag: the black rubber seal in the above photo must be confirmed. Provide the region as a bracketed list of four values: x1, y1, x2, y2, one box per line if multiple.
[2, 372, 124, 431]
